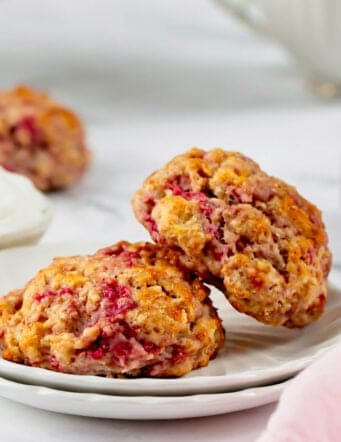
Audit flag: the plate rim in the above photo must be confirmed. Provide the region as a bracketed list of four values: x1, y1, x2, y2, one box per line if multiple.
[0, 375, 289, 420]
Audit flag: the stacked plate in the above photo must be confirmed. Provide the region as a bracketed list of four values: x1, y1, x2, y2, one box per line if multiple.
[0, 244, 340, 420]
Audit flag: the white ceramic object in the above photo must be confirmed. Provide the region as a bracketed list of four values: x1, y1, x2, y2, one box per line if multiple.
[214, 0, 341, 92]
[0, 243, 340, 396]
[0, 375, 289, 420]
[0, 168, 52, 248]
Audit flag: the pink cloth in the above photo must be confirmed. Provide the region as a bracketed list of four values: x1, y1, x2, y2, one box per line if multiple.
[257, 344, 341, 442]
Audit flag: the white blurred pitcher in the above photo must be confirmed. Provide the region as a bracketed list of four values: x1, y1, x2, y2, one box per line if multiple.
[214, 0, 341, 95]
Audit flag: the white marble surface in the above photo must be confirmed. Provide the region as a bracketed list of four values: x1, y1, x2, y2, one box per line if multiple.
[0, 0, 340, 441]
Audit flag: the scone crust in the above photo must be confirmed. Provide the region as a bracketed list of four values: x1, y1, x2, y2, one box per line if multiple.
[0, 241, 224, 377]
[133, 148, 332, 327]
[0, 85, 90, 191]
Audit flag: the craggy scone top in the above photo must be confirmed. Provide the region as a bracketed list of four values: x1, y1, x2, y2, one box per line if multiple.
[133, 148, 332, 327]
[0, 241, 224, 377]
[0, 85, 90, 191]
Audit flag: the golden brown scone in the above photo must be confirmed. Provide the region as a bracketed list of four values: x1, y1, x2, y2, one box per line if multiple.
[0, 241, 224, 377]
[0, 85, 90, 191]
[133, 148, 332, 327]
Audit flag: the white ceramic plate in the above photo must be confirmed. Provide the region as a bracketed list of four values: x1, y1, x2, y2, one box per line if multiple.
[0, 375, 288, 420]
[0, 243, 340, 396]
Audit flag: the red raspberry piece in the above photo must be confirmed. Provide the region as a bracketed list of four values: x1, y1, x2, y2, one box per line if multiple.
[102, 281, 137, 317]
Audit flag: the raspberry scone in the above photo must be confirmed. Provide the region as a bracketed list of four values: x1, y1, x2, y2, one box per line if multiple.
[133, 148, 332, 328]
[0, 241, 224, 377]
[0, 85, 90, 191]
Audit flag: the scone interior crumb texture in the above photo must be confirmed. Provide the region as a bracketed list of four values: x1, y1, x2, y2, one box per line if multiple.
[133, 148, 332, 328]
[0, 242, 224, 378]
[0, 85, 90, 191]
